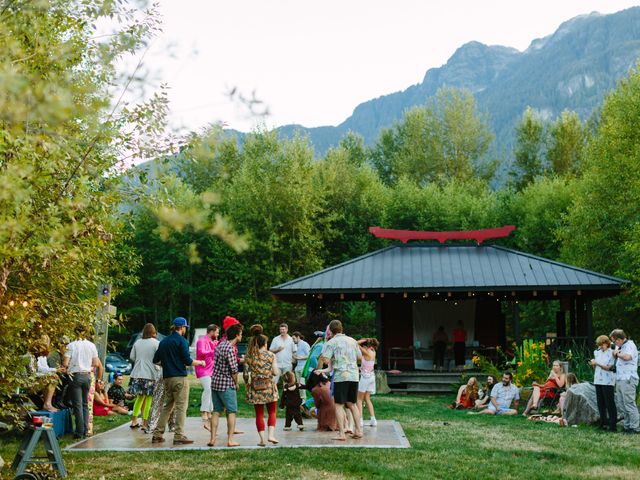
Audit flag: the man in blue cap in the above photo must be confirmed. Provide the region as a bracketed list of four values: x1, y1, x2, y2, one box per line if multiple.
[152, 317, 205, 445]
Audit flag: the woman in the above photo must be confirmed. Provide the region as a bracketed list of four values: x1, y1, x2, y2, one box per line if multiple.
[450, 377, 479, 409]
[558, 373, 579, 416]
[432, 326, 448, 371]
[452, 321, 467, 370]
[589, 335, 617, 431]
[128, 323, 160, 429]
[243, 324, 279, 446]
[523, 360, 566, 416]
[308, 372, 337, 431]
[93, 379, 129, 416]
[474, 374, 498, 409]
[195, 324, 220, 430]
[357, 338, 379, 427]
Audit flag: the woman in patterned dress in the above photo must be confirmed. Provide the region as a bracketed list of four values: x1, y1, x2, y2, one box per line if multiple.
[128, 323, 160, 429]
[244, 324, 279, 446]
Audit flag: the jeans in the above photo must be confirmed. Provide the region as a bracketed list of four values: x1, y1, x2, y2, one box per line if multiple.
[69, 372, 91, 436]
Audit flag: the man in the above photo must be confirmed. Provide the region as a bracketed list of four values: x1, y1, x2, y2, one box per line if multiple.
[314, 319, 363, 440]
[270, 323, 296, 385]
[63, 323, 103, 439]
[106, 373, 133, 409]
[209, 323, 243, 447]
[151, 317, 205, 445]
[292, 331, 310, 400]
[477, 371, 520, 415]
[611, 329, 639, 434]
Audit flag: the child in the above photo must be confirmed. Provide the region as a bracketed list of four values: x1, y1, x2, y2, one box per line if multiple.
[357, 338, 379, 427]
[279, 371, 304, 431]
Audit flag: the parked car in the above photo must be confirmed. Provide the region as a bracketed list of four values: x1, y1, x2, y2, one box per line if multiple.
[105, 353, 132, 375]
[124, 331, 166, 358]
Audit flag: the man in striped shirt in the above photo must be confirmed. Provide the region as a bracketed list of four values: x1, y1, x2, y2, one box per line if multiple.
[209, 323, 243, 447]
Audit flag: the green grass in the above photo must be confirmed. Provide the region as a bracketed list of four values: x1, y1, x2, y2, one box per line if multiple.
[1, 382, 639, 479]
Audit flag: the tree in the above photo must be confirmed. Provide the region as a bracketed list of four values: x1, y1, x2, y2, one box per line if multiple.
[371, 87, 495, 186]
[509, 107, 546, 191]
[546, 110, 586, 176]
[0, 0, 167, 419]
[560, 65, 640, 333]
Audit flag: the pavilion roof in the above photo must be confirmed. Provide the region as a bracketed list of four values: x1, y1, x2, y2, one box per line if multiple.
[271, 244, 628, 300]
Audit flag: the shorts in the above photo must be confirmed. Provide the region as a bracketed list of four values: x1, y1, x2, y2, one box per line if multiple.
[211, 388, 238, 414]
[358, 374, 376, 394]
[333, 381, 359, 404]
[487, 403, 510, 415]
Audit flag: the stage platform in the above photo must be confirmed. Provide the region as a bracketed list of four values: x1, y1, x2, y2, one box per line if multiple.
[66, 417, 410, 451]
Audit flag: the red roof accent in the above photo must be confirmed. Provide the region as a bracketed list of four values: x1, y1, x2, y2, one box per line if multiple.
[369, 225, 516, 245]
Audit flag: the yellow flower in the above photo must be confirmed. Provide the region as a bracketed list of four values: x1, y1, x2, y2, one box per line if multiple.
[517, 361, 523, 367]
[526, 369, 533, 376]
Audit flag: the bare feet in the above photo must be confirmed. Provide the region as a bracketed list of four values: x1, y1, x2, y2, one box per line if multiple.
[332, 436, 347, 441]
[350, 433, 363, 439]
[227, 441, 240, 447]
[268, 437, 279, 444]
[43, 405, 59, 412]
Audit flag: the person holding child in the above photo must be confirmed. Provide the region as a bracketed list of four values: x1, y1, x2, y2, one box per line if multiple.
[357, 338, 379, 427]
[280, 371, 304, 431]
[244, 324, 279, 446]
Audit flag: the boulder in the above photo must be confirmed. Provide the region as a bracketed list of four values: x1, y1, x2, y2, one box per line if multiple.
[375, 370, 391, 394]
[563, 382, 630, 426]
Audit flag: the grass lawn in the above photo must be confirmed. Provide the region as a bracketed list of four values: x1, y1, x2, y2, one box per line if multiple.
[1, 381, 639, 479]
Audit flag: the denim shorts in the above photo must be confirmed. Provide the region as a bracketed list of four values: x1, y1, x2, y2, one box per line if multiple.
[487, 403, 510, 415]
[211, 388, 238, 414]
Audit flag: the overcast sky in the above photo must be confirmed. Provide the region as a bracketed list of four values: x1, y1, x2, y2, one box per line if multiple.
[146, 0, 640, 133]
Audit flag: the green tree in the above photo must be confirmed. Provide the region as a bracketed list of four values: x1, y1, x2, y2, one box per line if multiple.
[0, 0, 165, 418]
[372, 87, 495, 186]
[510, 107, 546, 191]
[560, 65, 640, 333]
[546, 110, 586, 176]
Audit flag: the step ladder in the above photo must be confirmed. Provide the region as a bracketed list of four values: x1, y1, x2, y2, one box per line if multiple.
[11, 427, 67, 478]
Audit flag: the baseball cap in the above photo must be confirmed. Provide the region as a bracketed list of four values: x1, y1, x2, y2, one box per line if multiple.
[173, 317, 189, 328]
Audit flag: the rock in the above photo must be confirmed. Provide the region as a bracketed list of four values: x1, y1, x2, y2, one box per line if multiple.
[563, 382, 633, 426]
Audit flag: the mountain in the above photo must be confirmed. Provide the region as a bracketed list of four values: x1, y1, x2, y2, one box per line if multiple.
[271, 7, 640, 157]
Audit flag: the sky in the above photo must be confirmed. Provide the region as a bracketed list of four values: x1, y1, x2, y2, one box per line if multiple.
[144, 0, 640, 133]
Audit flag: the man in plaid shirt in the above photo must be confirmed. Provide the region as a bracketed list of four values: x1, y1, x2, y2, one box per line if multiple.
[209, 322, 243, 447]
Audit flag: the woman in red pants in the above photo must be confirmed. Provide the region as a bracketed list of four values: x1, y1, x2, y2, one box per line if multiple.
[244, 325, 280, 446]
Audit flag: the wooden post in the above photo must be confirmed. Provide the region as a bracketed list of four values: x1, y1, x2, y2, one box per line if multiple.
[376, 300, 383, 367]
[585, 299, 593, 343]
[512, 302, 521, 345]
[569, 298, 577, 337]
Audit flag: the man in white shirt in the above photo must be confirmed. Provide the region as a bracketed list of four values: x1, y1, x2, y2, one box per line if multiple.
[292, 331, 311, 400]
[269, 323, 296, 386]
[63, 323, 103, 439]
[477, 371, 520, 415]
[610, 329, 639, 434]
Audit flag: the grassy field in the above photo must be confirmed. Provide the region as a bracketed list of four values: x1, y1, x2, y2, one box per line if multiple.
[1, 382, 639, 480]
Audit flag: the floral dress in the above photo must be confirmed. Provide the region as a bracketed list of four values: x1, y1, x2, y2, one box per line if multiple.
[245, 350, 278, 405]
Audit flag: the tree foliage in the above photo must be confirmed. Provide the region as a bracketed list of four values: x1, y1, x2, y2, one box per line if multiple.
[372, 87, 495, 186]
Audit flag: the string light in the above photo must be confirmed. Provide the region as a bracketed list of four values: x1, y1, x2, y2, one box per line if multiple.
[22, 301, 28, 307]
[9, 300, 14, 307]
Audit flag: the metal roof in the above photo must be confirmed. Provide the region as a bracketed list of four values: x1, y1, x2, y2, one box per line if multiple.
[271, 244, 628, 297]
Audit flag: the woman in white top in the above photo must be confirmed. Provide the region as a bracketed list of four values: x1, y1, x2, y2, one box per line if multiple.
[589, 335, 617, 432]
[128, 323, 160, 429]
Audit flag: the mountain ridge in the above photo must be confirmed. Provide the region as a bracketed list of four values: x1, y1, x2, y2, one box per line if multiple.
[266, 7, 640, 157]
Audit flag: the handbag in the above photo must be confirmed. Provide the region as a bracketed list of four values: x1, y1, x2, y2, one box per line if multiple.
[252, 376, 272, 391]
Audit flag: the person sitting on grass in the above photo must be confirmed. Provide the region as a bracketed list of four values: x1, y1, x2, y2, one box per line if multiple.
[473, 371, 519, 415]
[449, 377, 479, 409]
[522, 360, 566, 416]
[474, 375, 498, 409]
[93, 379, 130, 416]
[107, 373, 133, 410]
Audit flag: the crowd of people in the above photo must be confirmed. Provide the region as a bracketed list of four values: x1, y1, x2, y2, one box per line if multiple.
[448, 329, 639, 434]
[27, 319, 637, 444]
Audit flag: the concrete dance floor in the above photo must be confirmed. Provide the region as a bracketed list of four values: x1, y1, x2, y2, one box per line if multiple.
[66, 417, 410, 451]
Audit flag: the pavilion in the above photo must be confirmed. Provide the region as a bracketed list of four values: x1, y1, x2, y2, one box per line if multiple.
[271, 226, 628, 371]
